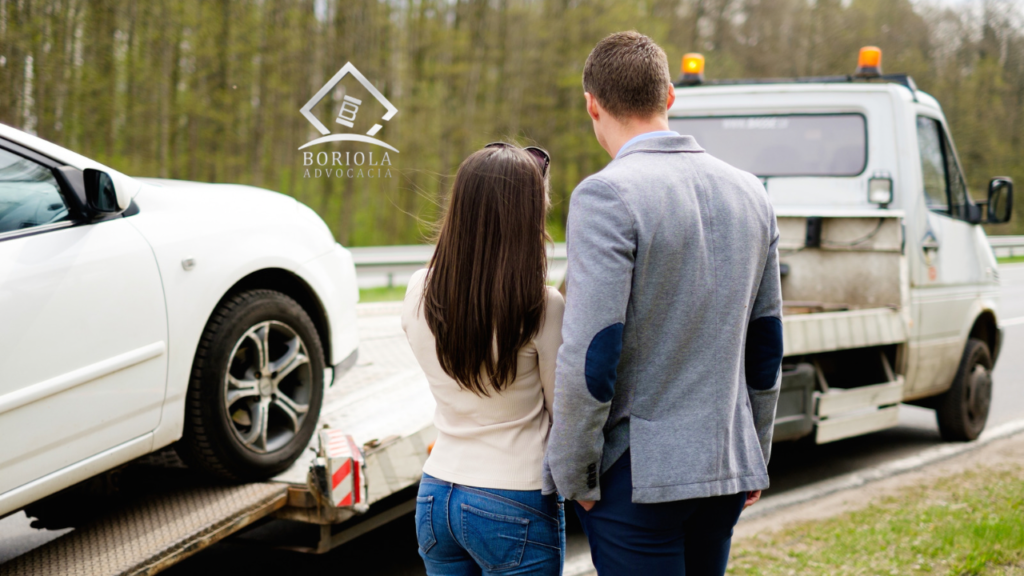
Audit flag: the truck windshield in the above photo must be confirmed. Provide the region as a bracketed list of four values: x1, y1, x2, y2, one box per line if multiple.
[668, 114, 867, 177]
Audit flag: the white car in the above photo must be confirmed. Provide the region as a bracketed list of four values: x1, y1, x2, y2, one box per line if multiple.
[0, 124, 360, 519]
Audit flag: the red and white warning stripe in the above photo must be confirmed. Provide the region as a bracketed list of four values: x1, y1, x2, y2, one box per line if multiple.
[318, 430, 366, 507]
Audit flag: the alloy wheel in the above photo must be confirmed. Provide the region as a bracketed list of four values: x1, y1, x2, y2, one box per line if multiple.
[223, 320, 313, 453]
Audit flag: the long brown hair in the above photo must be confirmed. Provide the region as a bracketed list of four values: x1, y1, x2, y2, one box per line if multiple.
[422, 145, 550, 396]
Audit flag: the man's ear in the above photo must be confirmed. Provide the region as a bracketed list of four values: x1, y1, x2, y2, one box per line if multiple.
[585, 92, 600, 121]
[666, 84, 676, 110]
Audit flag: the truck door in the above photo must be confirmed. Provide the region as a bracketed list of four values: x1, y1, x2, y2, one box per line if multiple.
[908, 115, 986, 397]
[0, 143, 168, 497]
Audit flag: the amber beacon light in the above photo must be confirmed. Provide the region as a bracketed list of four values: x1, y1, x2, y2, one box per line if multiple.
[855, 46, 883, 78]
[680, 53, 705, 86]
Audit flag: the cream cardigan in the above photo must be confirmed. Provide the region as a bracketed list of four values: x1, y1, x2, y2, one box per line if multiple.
[401, 269, 564, 490]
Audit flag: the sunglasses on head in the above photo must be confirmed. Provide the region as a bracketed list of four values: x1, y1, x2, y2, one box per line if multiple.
[484, 142, 550, 177]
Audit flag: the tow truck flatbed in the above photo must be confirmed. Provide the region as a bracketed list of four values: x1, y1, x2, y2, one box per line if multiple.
[0, 483, 288, 575]
[2, 302, 437, 574]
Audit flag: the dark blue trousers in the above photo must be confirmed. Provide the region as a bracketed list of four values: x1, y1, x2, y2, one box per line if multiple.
[574, 451, 747, 576]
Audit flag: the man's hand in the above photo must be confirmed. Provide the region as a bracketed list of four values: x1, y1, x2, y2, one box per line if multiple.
[577, 499, 596, 512]
[743, 490, 761, 510]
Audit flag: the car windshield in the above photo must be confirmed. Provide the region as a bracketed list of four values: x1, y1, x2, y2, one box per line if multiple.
[668, 114, 867, 177]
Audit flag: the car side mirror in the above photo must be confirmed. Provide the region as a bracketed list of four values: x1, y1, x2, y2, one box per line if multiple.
[986, 177, 1014, 224]
[52, 166, 133, 220]
[84, 169, 119, 214]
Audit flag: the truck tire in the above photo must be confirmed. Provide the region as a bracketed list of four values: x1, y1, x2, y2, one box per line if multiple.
[935, 338, 992, 442]
[175, 289, 325, 481]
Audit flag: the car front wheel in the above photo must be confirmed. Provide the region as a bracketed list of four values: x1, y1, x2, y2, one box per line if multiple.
[176, 289, 325, 481]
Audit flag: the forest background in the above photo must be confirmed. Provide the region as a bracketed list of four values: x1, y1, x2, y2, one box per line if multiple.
[1, 0, 1022, 244]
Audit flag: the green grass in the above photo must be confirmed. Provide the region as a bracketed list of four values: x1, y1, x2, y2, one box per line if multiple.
[998, 255, 1024, 265]
[729, 466, 1024, 575]
[359, 281, 563, 303]
[359, 285, 408, 303]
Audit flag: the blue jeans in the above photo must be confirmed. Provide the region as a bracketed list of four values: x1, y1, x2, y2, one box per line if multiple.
[416, 473, 565, 575]
[575, 450, 747, 576]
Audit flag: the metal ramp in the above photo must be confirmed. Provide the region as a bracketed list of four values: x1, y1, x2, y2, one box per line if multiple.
[0, 482, 287, 576]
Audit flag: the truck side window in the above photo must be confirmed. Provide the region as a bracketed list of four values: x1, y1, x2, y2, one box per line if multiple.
[941, 128, 969, 220]
[916, 116, 948, 213]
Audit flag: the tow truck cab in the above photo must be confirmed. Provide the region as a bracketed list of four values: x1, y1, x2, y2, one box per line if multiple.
[669, 48, 1014, 444]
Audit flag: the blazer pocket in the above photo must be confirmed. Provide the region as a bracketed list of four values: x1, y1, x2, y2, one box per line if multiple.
[415, 496, 437, 554]
[461, 504, 529, 571]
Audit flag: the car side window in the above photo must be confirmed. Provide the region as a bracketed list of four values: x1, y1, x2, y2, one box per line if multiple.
[916, 116, 948, 213]
[0, 147, 70, 235]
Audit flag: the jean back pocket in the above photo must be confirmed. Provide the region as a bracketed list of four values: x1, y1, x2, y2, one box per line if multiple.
[415, 495, 437, 554]
[460, 504, 529, 571]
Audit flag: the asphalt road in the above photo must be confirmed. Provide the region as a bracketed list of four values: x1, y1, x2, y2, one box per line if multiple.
[3, 265, 1023, 574]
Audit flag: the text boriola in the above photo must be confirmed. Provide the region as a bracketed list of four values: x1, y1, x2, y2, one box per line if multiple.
[303, 151, 393, 179]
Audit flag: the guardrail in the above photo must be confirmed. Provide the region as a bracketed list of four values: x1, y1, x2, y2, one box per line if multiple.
[351, 236, 1024, 288]
[350, 243, 568, 289]
[989, 235, 1024, 258]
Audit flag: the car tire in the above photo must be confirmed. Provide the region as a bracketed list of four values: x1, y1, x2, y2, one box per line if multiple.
[175, 289, 325, 481]
[935, 337, 992, 442]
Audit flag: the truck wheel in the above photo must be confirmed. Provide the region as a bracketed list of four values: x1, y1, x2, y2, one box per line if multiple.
[935, 338, 992, 442]
[176, 289, 324, 481]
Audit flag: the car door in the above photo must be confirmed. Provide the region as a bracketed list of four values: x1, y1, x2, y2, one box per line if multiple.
[908, 114, 986, 397]
[0, 140, 168, 496]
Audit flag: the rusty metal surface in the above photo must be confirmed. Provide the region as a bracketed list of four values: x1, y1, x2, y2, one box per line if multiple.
[0, 482, 287, 576]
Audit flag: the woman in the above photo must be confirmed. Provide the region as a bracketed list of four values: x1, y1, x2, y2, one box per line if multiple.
[402, 142, 565, 575]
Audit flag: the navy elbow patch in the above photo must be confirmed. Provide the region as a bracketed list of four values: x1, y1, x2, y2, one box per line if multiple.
[585, 323, 624, 403]
[745, 316, 784, 391]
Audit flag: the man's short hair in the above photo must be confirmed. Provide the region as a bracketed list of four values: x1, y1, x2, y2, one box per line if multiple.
[583, 31, 672, 120]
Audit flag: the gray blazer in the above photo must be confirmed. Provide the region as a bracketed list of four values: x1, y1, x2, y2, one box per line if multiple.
[544, 135, 783, 504]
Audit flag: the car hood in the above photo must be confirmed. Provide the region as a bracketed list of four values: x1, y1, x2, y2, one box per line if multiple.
[135, 177, 294, 206]
[131, 178, 337, 257]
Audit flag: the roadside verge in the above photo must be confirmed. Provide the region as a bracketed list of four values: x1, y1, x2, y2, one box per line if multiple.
[565, 417, 1024, 576]
[740, 417, 1024, 523]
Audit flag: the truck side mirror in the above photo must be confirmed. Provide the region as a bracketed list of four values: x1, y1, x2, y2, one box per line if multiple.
[987, 177, 1014, 224]
[965, 202, 982, 225]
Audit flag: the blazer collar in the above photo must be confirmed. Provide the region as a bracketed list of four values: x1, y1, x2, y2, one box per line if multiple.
[617, 135, 704, 158]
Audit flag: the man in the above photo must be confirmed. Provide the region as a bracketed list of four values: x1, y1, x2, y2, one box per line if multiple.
[544, 31, 783, 575]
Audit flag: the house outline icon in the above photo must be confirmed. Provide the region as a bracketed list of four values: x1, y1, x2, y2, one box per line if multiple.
[299, 62, 398, 144]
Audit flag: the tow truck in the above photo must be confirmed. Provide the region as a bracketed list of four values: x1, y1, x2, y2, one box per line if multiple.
[670, 47, 1013, 445]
